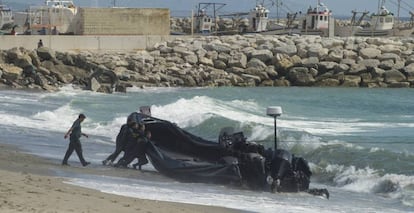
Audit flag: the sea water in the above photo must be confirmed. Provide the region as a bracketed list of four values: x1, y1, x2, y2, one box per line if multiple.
[0, 86, 413, 212]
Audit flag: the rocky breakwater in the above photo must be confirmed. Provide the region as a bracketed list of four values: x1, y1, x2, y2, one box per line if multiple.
[0, 47, 120, 92]
[137, 35, 414, 88]
[1, 35, 414, 93]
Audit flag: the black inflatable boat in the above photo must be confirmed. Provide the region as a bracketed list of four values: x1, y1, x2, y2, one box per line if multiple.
[127, 111, 328, 197]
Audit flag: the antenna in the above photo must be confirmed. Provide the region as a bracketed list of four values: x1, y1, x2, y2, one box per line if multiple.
[266, 106, 283, 151]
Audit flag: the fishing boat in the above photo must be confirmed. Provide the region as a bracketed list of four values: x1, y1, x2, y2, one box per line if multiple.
[247, 4, 270, 32]
[14, 0, 77, 35]
[0, 2, 13, 31]
[335, 0, 414, 37]
[299, 1, 333, 36]
[188, 1, 296, 35]
[194, 6, 216, 34]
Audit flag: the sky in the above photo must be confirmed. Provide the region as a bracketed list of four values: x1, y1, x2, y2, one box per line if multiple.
[4, 0, 413, 17]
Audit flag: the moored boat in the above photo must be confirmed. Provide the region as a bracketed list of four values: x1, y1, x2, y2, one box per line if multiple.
[335, 1, 414, 37]
[299, 1, 333, 36]
[14, 0, 77, 35]
[0, 2, 13, 31]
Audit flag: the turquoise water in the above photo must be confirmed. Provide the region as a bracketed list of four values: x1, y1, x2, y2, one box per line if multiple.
[0, 86, 413, 212]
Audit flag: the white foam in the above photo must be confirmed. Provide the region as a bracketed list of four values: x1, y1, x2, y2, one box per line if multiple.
[0, 105, 74, 133]
[149, 96, 414, 139]
[67, 174, 408, 213]
[3, 91, 407, 148]
[127, 86, 202, 94]
[68, 176, 331, 213]
[85, 116, 127, 140]
[0, 103, 123, 142]
[325, 163, 414, 202]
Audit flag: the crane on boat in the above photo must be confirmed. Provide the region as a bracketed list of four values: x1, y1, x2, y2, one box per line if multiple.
[388, 0, 414, 27]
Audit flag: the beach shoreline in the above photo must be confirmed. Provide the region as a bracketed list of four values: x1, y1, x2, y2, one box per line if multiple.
[0, 143, 241, 213]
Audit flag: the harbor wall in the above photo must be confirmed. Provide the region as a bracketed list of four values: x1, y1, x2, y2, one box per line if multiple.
[0, 35, 180, 51]
[73, 8, 170, 35]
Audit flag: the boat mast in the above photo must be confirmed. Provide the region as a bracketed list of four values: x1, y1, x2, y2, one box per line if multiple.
[397, 0, 401, 25]
[276, 0, 280, 23]
[317, 0, 320, 12]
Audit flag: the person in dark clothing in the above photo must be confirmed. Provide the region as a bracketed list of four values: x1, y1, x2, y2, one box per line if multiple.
[132, 129, 151, 170]
[115, 123, 148, 169]
[62, 114, 90, 166]
[37, 39, 43, 48]
[10, 26, 16, 35]
[102, 118, 133, 165]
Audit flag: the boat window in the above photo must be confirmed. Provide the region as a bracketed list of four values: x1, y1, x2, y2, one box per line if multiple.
[380, 17, 384, 23]
[265, 13, 268, 18]
[256, 13, 259, 18]
[385, 17, 393, 23]
[320, 16, 323, 21]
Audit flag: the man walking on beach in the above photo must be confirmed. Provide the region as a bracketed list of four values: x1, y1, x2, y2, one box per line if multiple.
[62, 114, 90, 166]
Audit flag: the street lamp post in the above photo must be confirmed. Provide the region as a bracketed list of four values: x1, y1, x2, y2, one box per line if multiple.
[267, 106, 282, 151]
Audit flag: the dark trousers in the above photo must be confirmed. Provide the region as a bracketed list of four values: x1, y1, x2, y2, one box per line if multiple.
[62, 138, 87, 165]
[105, 142, 125, 163]
[117, 141, 148, 167]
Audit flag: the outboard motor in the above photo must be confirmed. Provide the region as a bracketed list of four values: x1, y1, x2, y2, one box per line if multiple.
[218, 127, 234, 150]
[271, 149, 292, 179]
[269, 149, 311, 192]
[269, 149, 292, 192]
[218, 128, 267, 189]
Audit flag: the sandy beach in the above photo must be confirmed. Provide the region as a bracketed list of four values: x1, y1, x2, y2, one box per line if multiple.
[0, 143, 241, 213]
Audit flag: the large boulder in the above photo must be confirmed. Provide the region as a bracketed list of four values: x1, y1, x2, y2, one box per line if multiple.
[358, 59, 380, 69]
[14, 54, 33, 68]
[287, 67, 315, 86]
[88, 69, 119, 93]
[6, 48, 22, 62]
[36, 47, 56, 61]
[318, 61, 338, 74]
[214, 60, 227, 70]
[308, 45, 328, 58]
[273, 55, 293, 69]
[0, 64, 23, 81]
[314, 78, 340, 87]
[199, 57, 214, 67]
[228, 52, 247, 68]
[404, 63, 414, 81]
[249, 49, 273, 63]
[301, 57, 319, 69]
[247, 58, 267, 71]
[326, 49, 344, 63]
[378, 53, 400, 62]
[321, 38, 345, 49]
[384, 70, 406, 83]
[341, 75, 361, 87]
[203, 43, 232, 54]
[184, 54, 198, 65]
[172, 46, 194, 56]
[273, 45, 297, 56]
[359, 48, 381, 59]
[378, 60, 394, 70]
[273, 78, 291, 87]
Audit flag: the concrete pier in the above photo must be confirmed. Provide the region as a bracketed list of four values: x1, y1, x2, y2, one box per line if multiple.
[0, 35, 178, 51]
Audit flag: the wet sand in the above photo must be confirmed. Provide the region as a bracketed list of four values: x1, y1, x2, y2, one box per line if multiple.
[0, 143, 241, 213]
